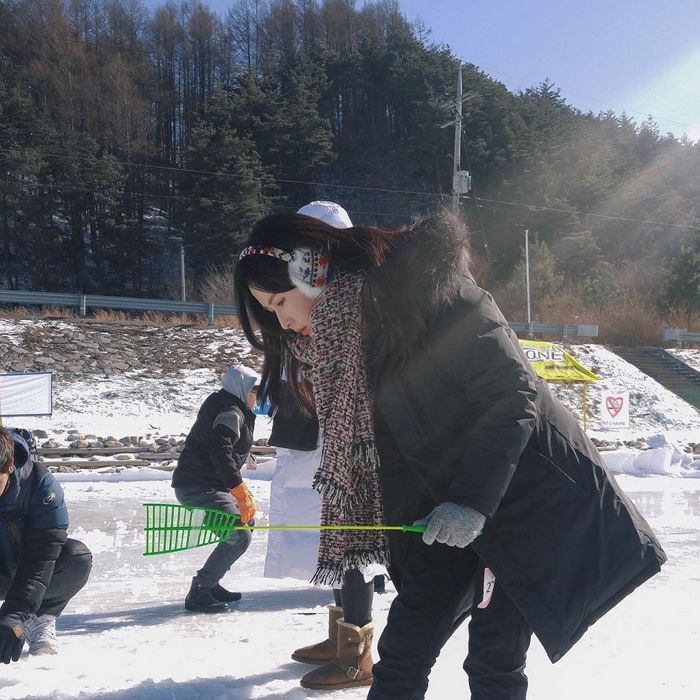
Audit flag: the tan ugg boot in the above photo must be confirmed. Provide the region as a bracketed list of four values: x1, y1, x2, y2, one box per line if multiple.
[299, 620, 374, 690]
[291, 605, 343, 664]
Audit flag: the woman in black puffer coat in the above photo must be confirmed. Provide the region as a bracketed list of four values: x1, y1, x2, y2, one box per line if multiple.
[233, 209, 666, 700]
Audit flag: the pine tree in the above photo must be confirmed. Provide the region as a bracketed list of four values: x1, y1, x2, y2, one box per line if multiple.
[2, 0, 700, 315]
[665, 236, 700, 327]
[0, 57, 53, 289]
[503, 241, 564, 319]
[267, 57, 334, 201]
[177, 90, 274, 277]
[47, 132, 126, 292]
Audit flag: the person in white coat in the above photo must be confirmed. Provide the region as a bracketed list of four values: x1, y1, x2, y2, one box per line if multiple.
[263, 201, 385, 690]
[263, 398, 322, 581]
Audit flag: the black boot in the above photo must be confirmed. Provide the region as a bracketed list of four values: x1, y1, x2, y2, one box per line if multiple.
[185, 577, 227, 613]
[211, 584, 242, 603]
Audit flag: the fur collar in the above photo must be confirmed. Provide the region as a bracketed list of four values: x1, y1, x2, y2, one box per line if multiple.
[363, 209, 473, 379]
[398, 209, 472, 308]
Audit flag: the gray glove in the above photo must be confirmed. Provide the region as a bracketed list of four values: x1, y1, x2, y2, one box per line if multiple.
[415, 502, 485, 547]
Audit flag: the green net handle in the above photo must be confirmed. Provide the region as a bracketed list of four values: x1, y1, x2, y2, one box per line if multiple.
[142, 503, 241, 556]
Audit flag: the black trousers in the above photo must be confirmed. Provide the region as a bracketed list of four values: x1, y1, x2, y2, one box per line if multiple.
[332, 568, 374, 627]
[174, 486, 252, 588]
[0, 538, 92, 618]
[465, 567, 532, 700]
[368, 536, 532, 700]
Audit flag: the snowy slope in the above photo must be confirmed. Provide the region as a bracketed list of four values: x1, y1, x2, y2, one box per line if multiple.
[667, 347, 700, 372]
[0, 319, 699, 698]
[13, 338, 700, 478]
[556, 344, 700, 439]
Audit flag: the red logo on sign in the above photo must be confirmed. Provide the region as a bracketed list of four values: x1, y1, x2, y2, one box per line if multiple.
[606, 396, 624, 418]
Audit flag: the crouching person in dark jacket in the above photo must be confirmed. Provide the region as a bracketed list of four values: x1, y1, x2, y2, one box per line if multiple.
[0, 427, 92, 663]
[172, 365, 259, 613]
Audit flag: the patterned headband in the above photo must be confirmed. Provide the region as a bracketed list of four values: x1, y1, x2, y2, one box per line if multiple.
[239, 244, 330, 298]
[239, 245, 292, 263]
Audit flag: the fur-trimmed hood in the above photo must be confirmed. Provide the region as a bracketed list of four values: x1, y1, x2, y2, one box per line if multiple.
[398, 208, 472, 305]
[363, 209, 473, 378]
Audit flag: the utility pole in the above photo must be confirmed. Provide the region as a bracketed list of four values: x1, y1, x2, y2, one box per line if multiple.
[441, 64, 475, 211]
[524, 229, 532, 330]
[452, 68, 463, 210]
[180, 242, 186, 302]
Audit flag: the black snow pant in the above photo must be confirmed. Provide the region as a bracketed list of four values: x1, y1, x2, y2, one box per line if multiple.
[368, 535, 532, 700]
[332, 568, 374, 626]
[174, 486, 253, 589]
[0, 538, 92, 618]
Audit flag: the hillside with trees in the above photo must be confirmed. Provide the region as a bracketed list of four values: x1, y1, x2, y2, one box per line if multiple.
[1, 0, 698, 339]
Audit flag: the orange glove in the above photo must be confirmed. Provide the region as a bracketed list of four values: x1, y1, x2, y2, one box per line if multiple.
[230, 482, 256, 524]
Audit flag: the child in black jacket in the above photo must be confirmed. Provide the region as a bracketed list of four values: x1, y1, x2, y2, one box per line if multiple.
[171, 365, 259, 613]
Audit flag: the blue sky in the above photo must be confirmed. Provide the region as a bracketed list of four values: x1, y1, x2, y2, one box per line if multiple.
[156, 0, 700, 140]
[397, 0, 700, 139]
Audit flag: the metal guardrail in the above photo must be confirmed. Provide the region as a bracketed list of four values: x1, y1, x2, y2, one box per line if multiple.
[0, 289, 237, 325]
[509, 322, 598, 339]
[663, 328, 700, 343]
[0, 289, 599, 337]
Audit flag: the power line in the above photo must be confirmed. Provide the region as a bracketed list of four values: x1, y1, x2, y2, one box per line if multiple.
[0, 179, 420, 221]
[2, 148, 698, 232]
[464, 194, 700, 232]
[0, 177, 208, 205]
[0, 148, 443, 199]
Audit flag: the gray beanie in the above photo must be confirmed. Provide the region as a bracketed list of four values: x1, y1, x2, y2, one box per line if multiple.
[221, 365, 260, 404]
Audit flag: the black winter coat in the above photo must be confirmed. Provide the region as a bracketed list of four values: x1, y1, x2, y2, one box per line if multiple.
[172, 390, 256, 490]
[269, 409, 319, 452]
[268, 380, 319, 452]
[0, 434, 69, 618]
[367, 216, 666, 663]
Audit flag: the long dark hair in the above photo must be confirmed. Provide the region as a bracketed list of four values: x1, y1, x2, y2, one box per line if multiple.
[234, 210, 471, 411]
[234, 213, 403, 410]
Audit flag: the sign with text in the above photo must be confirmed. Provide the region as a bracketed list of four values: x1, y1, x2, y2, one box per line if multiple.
[0, 372, 53, 417]
[518, 340, 599, 383]
[599, 389, 629, 430]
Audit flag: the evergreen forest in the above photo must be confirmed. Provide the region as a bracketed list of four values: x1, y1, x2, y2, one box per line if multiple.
[1, 0, 699, 339]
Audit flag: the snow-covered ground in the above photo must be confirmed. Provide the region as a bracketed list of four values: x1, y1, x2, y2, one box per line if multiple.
[1, 342, 699, 698]
[1, 473, 697, 700]
[669, 346, 700, 372]
[558, 345, 700, 442]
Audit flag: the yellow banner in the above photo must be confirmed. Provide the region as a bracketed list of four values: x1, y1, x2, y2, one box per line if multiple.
[518, 339, 598, 383]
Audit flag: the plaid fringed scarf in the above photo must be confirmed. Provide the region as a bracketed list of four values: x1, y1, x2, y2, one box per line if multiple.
[287, 271, 391, 586]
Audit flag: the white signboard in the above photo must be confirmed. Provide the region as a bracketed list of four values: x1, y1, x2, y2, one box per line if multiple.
[599, 389, 629, 430]
[0, 372, 53, 417]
